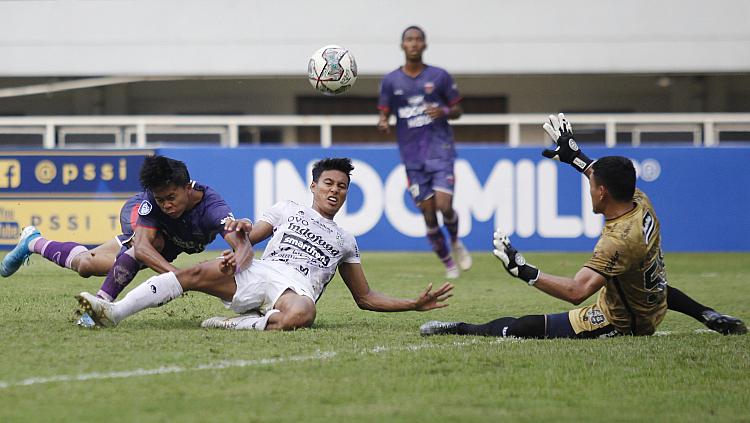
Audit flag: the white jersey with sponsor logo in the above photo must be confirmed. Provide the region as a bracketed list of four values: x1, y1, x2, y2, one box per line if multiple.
[258, 201, 361, 301]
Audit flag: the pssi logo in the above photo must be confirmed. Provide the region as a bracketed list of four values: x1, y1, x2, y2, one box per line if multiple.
[0, 159, 21, 189]
[34, 158, 128, 185]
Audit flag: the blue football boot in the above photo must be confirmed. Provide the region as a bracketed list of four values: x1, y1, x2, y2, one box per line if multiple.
[1, 226, 41, 277]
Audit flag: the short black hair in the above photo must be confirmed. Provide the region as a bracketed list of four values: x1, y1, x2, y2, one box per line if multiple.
[401, 25, 426, 42]
[591, 156, 636, 202]
[312, 158, 354, 183]
[139, 155, 191, 191]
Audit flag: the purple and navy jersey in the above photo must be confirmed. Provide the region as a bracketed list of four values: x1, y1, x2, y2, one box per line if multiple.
[134, 182, 233, 254]
[378, 65, 462, 171]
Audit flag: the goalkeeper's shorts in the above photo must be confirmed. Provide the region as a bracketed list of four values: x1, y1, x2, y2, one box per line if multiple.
[545, 303, 621, 339]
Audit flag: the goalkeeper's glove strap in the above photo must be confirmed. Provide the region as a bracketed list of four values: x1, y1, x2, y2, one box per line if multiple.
[571, 152, 594, 173]
[519, 266, 540, 286]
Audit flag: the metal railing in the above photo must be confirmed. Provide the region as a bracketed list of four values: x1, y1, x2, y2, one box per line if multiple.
[0, 113, 749, 148]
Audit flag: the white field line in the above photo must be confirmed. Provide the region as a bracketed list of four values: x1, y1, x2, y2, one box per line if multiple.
[0, 338, 506, 390]
[0, 351, 337, 390]
[0, 330, 717, 390]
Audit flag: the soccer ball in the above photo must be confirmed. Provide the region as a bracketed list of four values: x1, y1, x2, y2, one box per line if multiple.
[307, 45, 358, 96]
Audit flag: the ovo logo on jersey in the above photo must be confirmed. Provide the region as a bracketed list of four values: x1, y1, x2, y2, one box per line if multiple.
[0, 159, 21, 189]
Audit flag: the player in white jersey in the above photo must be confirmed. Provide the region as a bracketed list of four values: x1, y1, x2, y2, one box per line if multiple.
[75, 158, 454, 331]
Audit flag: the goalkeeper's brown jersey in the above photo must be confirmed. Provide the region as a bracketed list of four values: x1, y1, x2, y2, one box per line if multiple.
[584, 189, 668, 335]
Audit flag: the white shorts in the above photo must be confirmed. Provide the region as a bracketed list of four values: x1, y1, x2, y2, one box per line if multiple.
[226, 260, 315, 315]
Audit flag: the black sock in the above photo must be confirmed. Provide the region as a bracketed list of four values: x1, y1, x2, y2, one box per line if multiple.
[506, 315, 546, 339]
[667, 286, 712, 323]
[456, 317, 516, 336]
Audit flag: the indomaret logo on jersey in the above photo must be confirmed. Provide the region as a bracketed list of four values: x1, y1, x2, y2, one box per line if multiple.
[287, 222, 340, 256]
[280, 233, 331, 266]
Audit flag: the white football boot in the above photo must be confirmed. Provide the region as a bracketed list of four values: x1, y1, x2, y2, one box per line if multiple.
[420, 320, 461, 336]
[445, 263, 460, 280]
[75, 292, 118, 327]
[452, 240, 472, 271]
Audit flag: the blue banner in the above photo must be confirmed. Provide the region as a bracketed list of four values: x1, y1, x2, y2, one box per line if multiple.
[158, 146, 750, 252]
[0, 151, 148, 194]
[0, 151, 150, 246]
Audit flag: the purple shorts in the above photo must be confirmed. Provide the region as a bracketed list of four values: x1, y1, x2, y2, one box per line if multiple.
[405, 167, 455, 203]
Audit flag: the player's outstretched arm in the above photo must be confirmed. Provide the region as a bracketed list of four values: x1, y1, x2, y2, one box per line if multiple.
[339, 262, 454, 312]
[492, 230, 605, 304]
[133, 225, 179, 274]
[246, 220, 274, 245]
[541, 113, 594, 174]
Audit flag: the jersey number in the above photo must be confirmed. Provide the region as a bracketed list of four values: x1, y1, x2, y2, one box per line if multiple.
[644, 250, 667, 304]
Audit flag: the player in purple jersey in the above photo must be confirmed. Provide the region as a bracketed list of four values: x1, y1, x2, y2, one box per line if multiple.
[1, 156, 252, 304]
[378, 25, 472, 279]
[75, 158, 454, 331]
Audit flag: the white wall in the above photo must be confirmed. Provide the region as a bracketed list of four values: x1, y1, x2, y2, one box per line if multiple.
[1, 0, 749, 76]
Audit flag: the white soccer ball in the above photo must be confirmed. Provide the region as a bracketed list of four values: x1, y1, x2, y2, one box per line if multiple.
[307, 45, 358, 96]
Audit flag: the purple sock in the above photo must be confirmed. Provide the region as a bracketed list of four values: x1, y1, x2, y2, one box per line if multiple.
[444, 213, 459, 244]
[36, 239, 88, 269]
[97, 253, 140, 301]
[426, 226, 454, 267]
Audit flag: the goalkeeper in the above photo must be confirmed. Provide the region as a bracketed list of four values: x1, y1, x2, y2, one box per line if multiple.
[421, 113, 746, 338]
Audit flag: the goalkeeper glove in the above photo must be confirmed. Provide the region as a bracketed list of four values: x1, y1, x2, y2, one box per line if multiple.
[542, 113, 594, 173]
[492, 230, 539, 285]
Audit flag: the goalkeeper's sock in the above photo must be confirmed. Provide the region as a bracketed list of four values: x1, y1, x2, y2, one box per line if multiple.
[111, 272, 183, 323]
[443, 212, 459, 244]
[426, 226, 452, 266]
[667, 286, 711, 323]
[505, 315, 546, 338]
[456, 315, 545, 338]
[455, 317, 517, 337]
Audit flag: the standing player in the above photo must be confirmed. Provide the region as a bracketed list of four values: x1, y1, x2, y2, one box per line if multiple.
[1, 155, 251, 305]
[377, 25, 471, 279]
[75, 158, 454, 331]
[421, 114, 746, 338]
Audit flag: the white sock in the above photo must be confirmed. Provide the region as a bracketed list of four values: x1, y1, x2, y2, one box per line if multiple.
[111, 272, 183, 323]
[209, 309, 279, 331]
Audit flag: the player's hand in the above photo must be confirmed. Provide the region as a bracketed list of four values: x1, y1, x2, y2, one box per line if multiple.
[542, 113, 594, 173]
[219, 249, 237, 276]
[225, 218, 252, 235]
[425, 104, 448, 120]
[492, 230, 539, 285]
[414, 282, 454, 311]
[377, 116, 391, 134]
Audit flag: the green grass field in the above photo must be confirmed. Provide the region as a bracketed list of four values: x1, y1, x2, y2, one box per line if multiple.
[0, 251, 748, 422]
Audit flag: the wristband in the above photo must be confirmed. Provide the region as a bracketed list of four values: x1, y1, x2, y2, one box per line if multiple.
[441, 106, 451, 117]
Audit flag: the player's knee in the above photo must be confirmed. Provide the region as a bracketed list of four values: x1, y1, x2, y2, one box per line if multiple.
[75, 256, 96, 278]
[278, 306, 316, 330]
[439, 204, 454, 217]
[174, 266, 204, 289]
